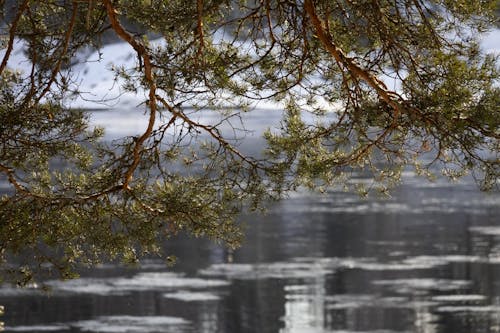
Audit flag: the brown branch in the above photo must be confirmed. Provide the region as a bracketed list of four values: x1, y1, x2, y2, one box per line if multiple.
[303, 0, 401, 122]
[1, 0, 160, 204]
[74, 184, 124, 203]
[264, 0, 277, 43]
[104, 0, 157, 190]
[0, 0, 29, 75]
[0, 163, 30, 194]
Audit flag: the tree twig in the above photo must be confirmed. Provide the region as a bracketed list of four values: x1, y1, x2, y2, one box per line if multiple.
[34, 0, 79, 105]
[197, 0, 205, 57]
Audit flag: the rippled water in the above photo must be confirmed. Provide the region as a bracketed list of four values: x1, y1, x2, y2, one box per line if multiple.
[1, 110, 500, 333]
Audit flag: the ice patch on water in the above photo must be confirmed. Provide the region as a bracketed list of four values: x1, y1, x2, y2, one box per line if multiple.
[312, 256, 448, 271]
[163, 290, 220, 302]
[112, 272, 229, 289]
[46, 272, 229, 295]
[404, 175, 471, 189]
[284, 284, 315, 293]
[199, 263, 254, 278]
[275, 200, 479, 215]
[285, 293, 436, 310]
[325, 295, 407, 310]
[5, 325, 68, 332]
[337, 257, 442, 271]
[72, 316, 190, 333]
[470, 226, 500, 236]
[284, 330, 412, 333]
[372, 278, 471, 294]
[436, 305, 500, 313]
[400, 255, 469, 267]
[45, 278, 129, 296]
[200, 255, 473, 281]
[199, 261, 331, 280]
[293, 202, 413, 215]
[317, 254, 500, 271]
[431, 294, 486, 302]
[421, 196, 500, 208]
[399, 254, 500, 266]
[326, 299, 438, 310]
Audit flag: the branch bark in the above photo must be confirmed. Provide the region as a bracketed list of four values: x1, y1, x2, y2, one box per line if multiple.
[0, 0, 30, 75]
[0, 163, 30, 195]
[303, 0, 402, 121]
[103, 0, 158, 190]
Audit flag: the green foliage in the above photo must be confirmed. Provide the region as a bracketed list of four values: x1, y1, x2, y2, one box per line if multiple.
[0, 0, 498, 284]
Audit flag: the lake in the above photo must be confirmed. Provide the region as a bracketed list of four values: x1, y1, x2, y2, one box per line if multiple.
[1, 108, 500, 333]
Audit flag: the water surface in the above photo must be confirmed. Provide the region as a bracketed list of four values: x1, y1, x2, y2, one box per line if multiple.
[1, 110, 500, 333]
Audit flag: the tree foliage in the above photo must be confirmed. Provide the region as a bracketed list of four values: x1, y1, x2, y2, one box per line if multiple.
[0, 0, 498, 284]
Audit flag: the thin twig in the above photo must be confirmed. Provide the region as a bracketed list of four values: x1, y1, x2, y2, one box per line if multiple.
[197, 0, 205, 57]
[156, 95, 260, 169]
[34, 0, 79, 104]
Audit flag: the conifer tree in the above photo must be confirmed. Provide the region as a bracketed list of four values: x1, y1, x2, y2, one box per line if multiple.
[0, 0, 498, 283]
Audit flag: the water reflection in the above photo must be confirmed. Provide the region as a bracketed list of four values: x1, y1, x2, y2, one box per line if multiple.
[1, 114, 500, 333]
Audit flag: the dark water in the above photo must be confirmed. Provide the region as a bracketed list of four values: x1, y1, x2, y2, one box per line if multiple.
[1, 109, 500, 333]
